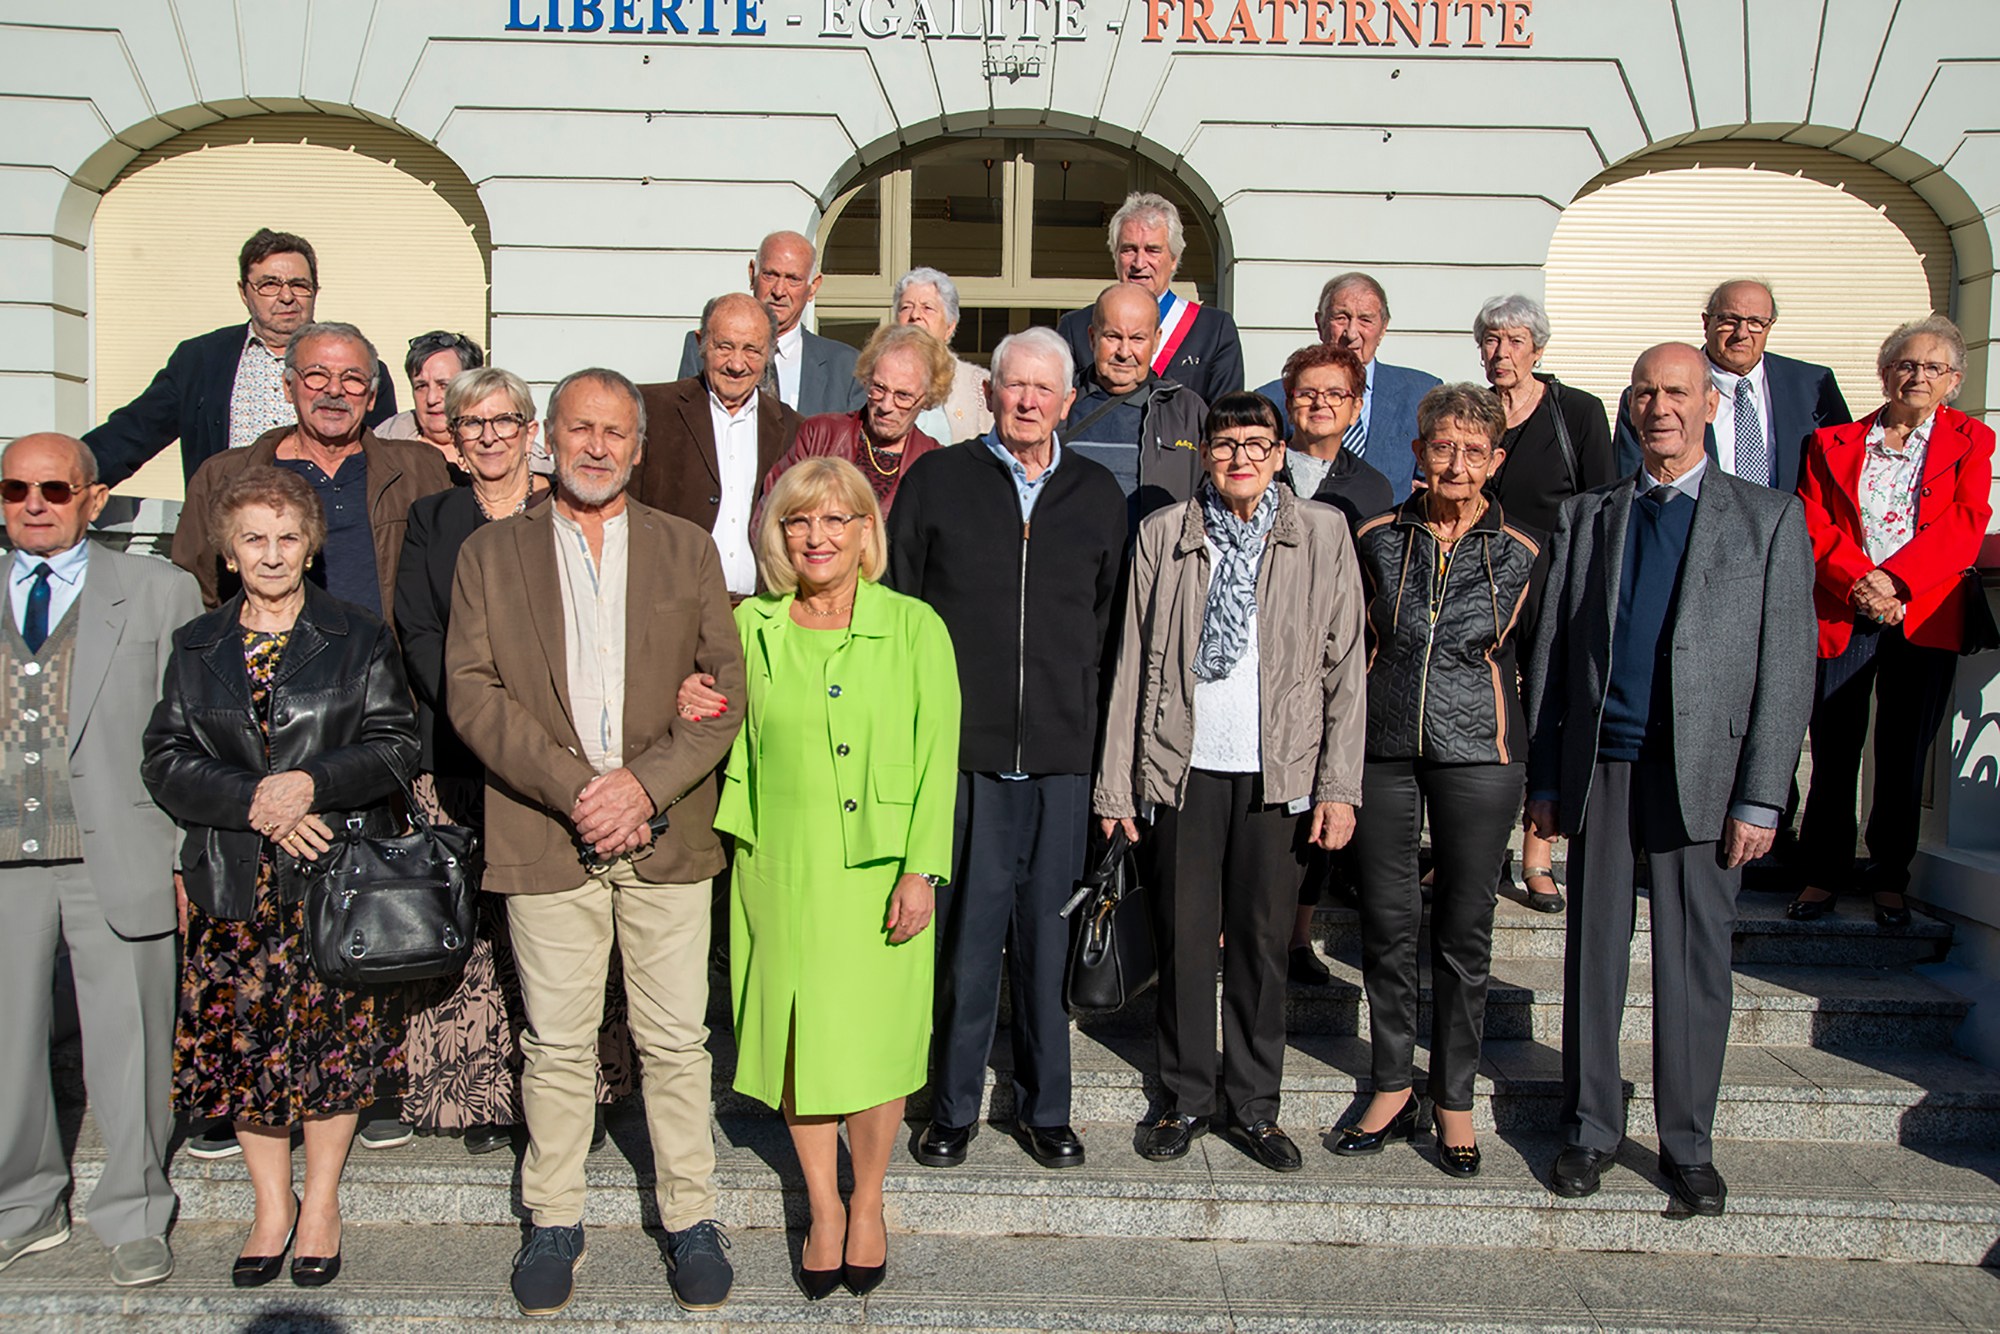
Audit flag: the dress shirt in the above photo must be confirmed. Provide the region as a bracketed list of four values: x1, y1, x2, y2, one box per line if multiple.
[1707, 356, 1773, 480]
[227, 328, 297, 453]
[551, 507, 630, 775]
[9, 541, 89, 637]
[1640, 452, 1707, 500]
[1355, 356, 1378, 443]
[1858, 413, 1934, 565]
[982, 431, 1063, 522]
[707, 389, 762, 595]
[773, 323, 804, 410]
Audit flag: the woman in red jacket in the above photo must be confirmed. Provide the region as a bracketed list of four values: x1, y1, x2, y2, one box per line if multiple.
[1791, 316, 1993, 928]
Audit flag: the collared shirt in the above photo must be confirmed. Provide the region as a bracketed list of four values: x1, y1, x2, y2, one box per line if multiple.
[1355, 356, 1378, 444]
[1639, 452, 1708, 500]
[982, 430, 1063, 522]
[9, 541, 88, 637]
[551, 507, 630, 775]
[274, 451, 379, 616]
[1859, 413, 1934, 564]
[707, 389, 761, 595]
[1707, 355, 1774, 480]
[227, 327, 296, 453]
[773, 323, 804, 410]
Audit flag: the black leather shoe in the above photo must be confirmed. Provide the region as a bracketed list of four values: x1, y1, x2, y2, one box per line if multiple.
[1331, 1099, 1418, 1156]
[1873, 893, 1912, 930]
[1786, 891, 1837, 922]
[1550, 1146, 1612, 1198]
[1288, 945, 1332, 986]
[1436, 1141, 1481, 1178]
[1224, 1120, 1303, 1173]
[464, 1124, 513, 1156]
[797, 1264, 844, 1301]
[290, 1249, 340, 1287]
[231, 1193, 297, 1288]
[842, 1257, 886, 1298]
[1138, 1111, 1206, 1161]
[914, 1121, 976, 1168]
[1661, 1157, 1727, 1216]
[1018, 1123, 1085, 1169]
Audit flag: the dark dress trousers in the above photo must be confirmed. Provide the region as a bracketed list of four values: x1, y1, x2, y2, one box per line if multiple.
[1057, 302, 1244, 408]
[630, 377, 800, 542]
[676, 327, 865, 418]
[1612, 351, 1851, 495]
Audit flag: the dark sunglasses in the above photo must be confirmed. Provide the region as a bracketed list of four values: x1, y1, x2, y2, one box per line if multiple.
[1, 479, 86, 505]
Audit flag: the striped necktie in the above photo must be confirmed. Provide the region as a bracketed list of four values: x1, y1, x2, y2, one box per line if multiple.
[1342, 413, 1366, 459]
[1734, 377, 1768, 487]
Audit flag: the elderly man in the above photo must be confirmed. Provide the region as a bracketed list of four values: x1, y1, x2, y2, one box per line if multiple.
[1060, 282, 1208, 525]
[0, 434, 201, 1288]
[172, 321, 451, 616]
[675, 231, 864, 417]
[1525, 343, 1815, 1216]
[87, 229, 397, 487]
[1056, 193, 1242, 407]
[448, 368, 746, 1316]
[1614, 279, 1851, 492]
[1253, 273, 1438, 502]
[888, 327, 1126, 1172]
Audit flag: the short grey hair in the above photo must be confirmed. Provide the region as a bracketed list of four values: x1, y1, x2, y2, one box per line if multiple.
[1878, 315, 1967, 399]
[1318, 272, 1391, 327]
[701, 291, 780, 346]
[283, 321, 381, 390]
[991, 326, 1074, 388]
[2, 433, 98, 486]
[893, 267, 962, 326]
[1472, 294, 1551, 351]
[545, 367, 647, 439]
[444, 366, 536, 424]
[1705, 278, 1779, 321]
[1106, 192, 1186, 264]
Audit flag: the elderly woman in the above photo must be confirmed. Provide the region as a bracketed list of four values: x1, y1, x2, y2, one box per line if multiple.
[894, 266, 994, 445]
[1096, 391, 1366, 1173]
[1792, 316, 1994, 928]
[143, 468, 418, 1288]
[1337, 385, 1541, 1178]
[714, 457, 959, 1300]
[374, 331, 485, 474]
[759, 324, 952, 515]
[1474, 294, 1614, 913]
[391, 367, 633, 1154]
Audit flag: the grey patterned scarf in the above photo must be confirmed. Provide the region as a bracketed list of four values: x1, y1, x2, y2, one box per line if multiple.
[1194, 480, 1278, 682]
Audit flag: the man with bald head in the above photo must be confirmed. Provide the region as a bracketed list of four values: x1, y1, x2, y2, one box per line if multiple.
[675, 231, 864, 417]
[1059, 282, 1209, 526]
[0, 434, 201, 1287]
[1525, 342, 1815, 1216]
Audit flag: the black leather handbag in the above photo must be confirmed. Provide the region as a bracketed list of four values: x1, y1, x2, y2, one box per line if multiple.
[1060, 828, 1158, 1013]
[1958, 568, 1999, 656]
[302, 786, 481, 987]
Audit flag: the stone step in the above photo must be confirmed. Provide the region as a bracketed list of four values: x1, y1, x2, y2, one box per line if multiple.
[8, 1221, 1998, 1332]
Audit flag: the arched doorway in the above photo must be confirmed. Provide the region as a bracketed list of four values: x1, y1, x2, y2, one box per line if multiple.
[813, 136, 1221, 360]
[92, 114, 491, 501]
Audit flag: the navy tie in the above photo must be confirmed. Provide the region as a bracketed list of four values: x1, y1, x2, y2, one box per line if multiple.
[1734, 377, 1768, 487]
[22, 562, 52, 653]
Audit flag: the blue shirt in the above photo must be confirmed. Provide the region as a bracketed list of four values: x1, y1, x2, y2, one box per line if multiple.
[10, 541, 88, 638]
[982, 431, 1063, 522]
[275, 453, 380, 616]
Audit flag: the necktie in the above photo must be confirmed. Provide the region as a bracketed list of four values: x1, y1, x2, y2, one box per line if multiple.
[1646, 483, 1678, 506]
[1342, 407, 1367, 459]
[1734, 377, 1768, 487]
[22, 562, 52, 653]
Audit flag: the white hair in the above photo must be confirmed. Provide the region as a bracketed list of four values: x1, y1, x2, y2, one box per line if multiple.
[1472, 294, 1552, 350]
[1106, 192, 1186, 265]
[893, 267, 962, 325]
[991, 326, 1074, 388]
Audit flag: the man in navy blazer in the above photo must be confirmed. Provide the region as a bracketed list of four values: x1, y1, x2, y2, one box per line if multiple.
[674, 230, 863, 418]
[1251, 272, 1438, 502]
[1613, 279, 1849, 494]
[85, 229, 396, 488]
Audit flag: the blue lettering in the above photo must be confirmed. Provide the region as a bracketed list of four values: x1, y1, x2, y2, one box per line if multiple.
[546, 0, 565, 29]
[507, 0, 543, 28]
[572, 0, 605, 29]
[700, 0, 721, 32]
[652, 0, 690, 31]
[612, 0, 644, 28]
[735, 0, 767, 32]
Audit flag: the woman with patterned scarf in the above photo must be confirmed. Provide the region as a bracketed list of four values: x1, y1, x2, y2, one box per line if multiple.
[1095, 391, 1368, 1173]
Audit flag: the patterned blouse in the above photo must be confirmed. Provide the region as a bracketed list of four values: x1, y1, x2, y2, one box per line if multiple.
[1858, 414, 1934, 564]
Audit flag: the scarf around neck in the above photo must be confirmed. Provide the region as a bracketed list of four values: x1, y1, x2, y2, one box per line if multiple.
[1194, 480, 1278, 682]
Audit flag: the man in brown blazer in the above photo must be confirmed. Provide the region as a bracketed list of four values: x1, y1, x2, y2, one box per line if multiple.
[630, 292, 801, 598]
[446, 367, 746, 1317]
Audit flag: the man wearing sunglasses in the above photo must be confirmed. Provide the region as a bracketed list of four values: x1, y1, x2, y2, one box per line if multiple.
[0, 433, 202, 1289]
[85, 229, 399, 488]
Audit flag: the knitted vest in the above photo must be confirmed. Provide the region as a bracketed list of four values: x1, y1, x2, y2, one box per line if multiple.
[1, 607, 82, 862]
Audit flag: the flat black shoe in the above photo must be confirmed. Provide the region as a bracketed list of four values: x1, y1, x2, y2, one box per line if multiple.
[798, 1264, 844, 1301]
[1661, 1157, 1727, 1216]
[914, 1121, 976, 1168]
[1436, 1141, 1481, 1178]
[1138, 1111, 1206, 1161]
[1331, 1098, 1418, 1156]
[231, 1193, 297, 1288]
[290, 1249, 340, 1287]
[1787, 892, 1837, 922]
[1224, 1119, 1303, 1172]
[464, 1124, 513, 1156]
[1521, 866, 1565, 913]
[1873, 894, 1912, 930]
[1018, 1123, 1085, 1169]
[1551, 1146, 1612, 1197]
[1288, 945, 1332, 986]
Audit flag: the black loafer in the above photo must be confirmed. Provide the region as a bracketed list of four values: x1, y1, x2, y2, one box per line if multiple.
[1550, 1145, 1612, 1198]
[1436, 1141, 1481, 1178]
[1661, 1157, 1727, 1216]
[914, 1121, 976, 1168]
[1873, 894, 1912, 930]
[464, 1124, 513, 1156]
[1138, 1112, 1206, 1161]
[1288, 945, 1332, 986]
[1331, 1099, 1418, 1156]
[1786, 892, 1837, 922]
[1224, 1119, 1303, 1172]
[1018, 1123, 1085, 1169]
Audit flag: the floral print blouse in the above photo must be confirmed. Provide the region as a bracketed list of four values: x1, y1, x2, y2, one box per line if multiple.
[1858, 414, 1933, 564]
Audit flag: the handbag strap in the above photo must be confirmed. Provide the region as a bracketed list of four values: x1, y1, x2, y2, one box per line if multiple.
[1544, 378, 1580, 495]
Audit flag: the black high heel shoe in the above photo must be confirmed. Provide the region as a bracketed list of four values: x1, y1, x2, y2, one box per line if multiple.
[842, 1210, 888, 1298]
[1332, 1097, 1420, 1156]
[1873, 892, 1912, 930]
[1787, 890, 1837, 922]
[1436, 1141, 1482, 1178]
[231, 1193, 298, 1288]
[291, 1248, 341, 1288]
[799, 1263, 844, 1300]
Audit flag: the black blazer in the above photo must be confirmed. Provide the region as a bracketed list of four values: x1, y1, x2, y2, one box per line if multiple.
[142, 583, 419, 920]
[1612, 351, 1850, 495]
[86, 322, 400, 488]
[1057, 301, 1245, 408]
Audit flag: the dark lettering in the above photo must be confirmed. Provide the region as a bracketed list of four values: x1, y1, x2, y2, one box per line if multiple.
[700, 0, 720, 32]
[507, 0, 543, 29]
[571, 0, 605, 30]
[611, 0, 644, 28]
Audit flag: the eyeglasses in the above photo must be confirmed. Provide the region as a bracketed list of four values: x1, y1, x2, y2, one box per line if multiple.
[1206, 438, 1279, 462]
[1708, 313, 1774, 333]
[451, 413, 528, 443]
[866, 382, 922, 410]
[1422, 440, 1496, 465]
[294, 365, 375, 396]
[1291, 387, 1356, 405]
[246, 278, 318, 298]
[1, 479, 84, 505]
[779, 512, 863, 538]
[1888, 359, 1956, 381]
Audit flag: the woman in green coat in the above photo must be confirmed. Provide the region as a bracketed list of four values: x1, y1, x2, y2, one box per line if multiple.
[707, 456, 960, 1301]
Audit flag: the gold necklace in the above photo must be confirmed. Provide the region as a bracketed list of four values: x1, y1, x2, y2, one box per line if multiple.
[861, 434, 902, 477]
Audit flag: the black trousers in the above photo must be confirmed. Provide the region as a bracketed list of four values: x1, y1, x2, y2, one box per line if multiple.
[1564, 759, 1738, 1166]
[931, 772, 1089, 1130]
[1350, 759, 1523, 1112]
[1149, 769, 1299, 1124]
[1797, 622, 1958, 894]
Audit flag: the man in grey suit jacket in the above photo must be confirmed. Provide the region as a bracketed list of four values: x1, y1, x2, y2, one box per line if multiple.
[1525, 344, 1815, 1217]
[0, 434, 202, 1287]
[675, 230, 864, 418]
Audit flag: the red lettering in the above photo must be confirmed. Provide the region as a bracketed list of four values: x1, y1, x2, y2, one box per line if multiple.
[1143, 0, 1175, 39]
[1452, 0, 1495, 45]
[1182, 0, 1221, 42]
[1301, 0, 1337, 41]
[1497, 0, 1531, 46]
[1257, 0, 1300, 41]
[1341, 0, 1381, 45]
[1429, 0, 1450, 44]
[1220, 0, 1261, 41]
[1382, 0, 1420, 45]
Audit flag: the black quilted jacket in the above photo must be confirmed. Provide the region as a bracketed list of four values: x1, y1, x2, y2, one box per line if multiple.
[1354, 497, 1544, 765]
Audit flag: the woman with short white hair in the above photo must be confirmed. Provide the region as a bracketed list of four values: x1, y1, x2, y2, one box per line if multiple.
[893, 267, 993, 444]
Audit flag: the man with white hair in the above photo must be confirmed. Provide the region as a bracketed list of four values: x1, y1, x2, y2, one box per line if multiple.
[1055, 193, 1243, 407]
[676, 230, 864, 417]
[888, 327, 1126, 1174]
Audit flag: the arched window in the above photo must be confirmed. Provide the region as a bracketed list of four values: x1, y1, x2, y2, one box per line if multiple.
[814, 137, 1219, 360]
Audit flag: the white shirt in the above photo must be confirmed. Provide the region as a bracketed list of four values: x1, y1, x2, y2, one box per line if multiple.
[1189, 555, 1262, 773]
[551, 508, 629, 776]
[773, 323, 804, 410]
[9, 541, 89, 639]
[1707, 356, 1774, 479]
[1355, 356, 1377, 442]
[708, 389, 762, 595]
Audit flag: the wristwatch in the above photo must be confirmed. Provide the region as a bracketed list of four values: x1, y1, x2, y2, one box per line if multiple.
[919, 873, 947, 889]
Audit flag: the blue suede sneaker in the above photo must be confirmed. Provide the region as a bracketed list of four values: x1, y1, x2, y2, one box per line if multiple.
[664, 1219, 733, 1311]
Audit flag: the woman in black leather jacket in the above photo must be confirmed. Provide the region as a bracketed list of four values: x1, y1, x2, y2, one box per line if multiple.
[1334, 384, 1542, 1180]
[143, 467, 417, 1290]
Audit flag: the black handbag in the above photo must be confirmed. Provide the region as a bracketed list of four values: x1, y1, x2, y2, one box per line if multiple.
[1060, 828, 1158, 1013]
[302, 784, 481, 987]
[1959, 568, 1999, 656]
